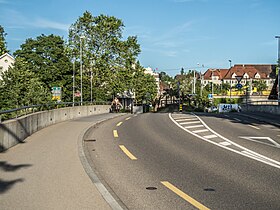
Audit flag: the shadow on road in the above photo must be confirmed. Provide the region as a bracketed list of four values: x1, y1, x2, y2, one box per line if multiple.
[0, 161, 32, 172]
[0, 178, 24, 194]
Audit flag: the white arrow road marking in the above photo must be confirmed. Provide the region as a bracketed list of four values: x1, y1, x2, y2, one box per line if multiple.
[239, 136, 280, 148]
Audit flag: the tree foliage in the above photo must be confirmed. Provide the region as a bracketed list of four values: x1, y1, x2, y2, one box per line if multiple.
[14, 34, 73, 101]
[67, 11, 155, 102]
[0, 25, 8, 55]
[0, 58, 51, 110]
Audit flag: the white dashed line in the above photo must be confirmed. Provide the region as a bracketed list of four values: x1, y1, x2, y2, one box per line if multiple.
[176, 118, 197, 122]
[233, 118, 241, 122]
[248, 125, 260, 130]
[192, 129, 209, 133]
[180, 121, 200, 125]
[184, 125, 204, 129]
[203, 134, 217, 139]
[219, 141, 232, 146]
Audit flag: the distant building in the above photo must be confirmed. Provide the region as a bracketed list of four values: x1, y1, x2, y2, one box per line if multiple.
[0, 53, 15, 79]
[144, 67, 160, 96]
[203, 64, 276, 91]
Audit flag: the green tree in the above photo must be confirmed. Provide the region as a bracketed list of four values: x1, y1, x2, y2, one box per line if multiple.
[0, 58, 51, 110]
[0, 25, 8, 55]
[14, 34, 72, 101]
[253, 80, 267, 92]
[68, 11, 142, 101]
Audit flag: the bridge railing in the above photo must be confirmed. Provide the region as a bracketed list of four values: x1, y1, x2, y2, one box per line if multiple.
[244, 100, 279, 105]
[0, 101, 110, 123]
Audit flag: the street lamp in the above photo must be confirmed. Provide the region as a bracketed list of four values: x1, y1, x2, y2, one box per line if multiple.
[80, 35, 85, 106]
[275, 36, 280, 105]
[72, 57, 75, 107]
[90, 59, 95, 104]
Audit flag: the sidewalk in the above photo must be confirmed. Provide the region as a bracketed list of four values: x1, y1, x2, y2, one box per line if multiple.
[0, 113, 124, 210]
[237, 111, 280, 128]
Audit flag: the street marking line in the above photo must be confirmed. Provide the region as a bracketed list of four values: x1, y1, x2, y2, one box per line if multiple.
[185, 125, 204, 129]
[180, 121, 200, 125]
[119, 145, 137, 160]
[233, 118, 242, 122]
[169, 113, 280, 169]
[125, 117, 131, 121]
[113, 130, 119, 138]
[116, 122, 123, 127]
[248, 125, 260, 130]
[203, 134, 217, 139]
[219, 141, 232, 146]
[161, 181, 210, 210]
[193, 129, 209, 134]
[176, 118, 197, 122]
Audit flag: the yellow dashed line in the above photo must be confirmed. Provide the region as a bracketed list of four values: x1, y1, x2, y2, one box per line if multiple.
[119, 145, 137, 160]
[125, 117, 131, 121]
[161, 181, 210, 210]
[117, 122, 123, 127]
[113, 130, 119, 138]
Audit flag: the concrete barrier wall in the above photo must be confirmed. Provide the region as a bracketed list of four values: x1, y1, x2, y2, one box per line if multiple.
[0, 105, 110, 152]
[242, 105, 280, 115]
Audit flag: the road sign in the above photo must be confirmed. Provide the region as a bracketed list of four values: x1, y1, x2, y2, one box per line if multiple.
[52, 87, 62, 101]
[236, 83, 243, 89]
[208, 94, 213, 99]
[235, 76, 243, 83]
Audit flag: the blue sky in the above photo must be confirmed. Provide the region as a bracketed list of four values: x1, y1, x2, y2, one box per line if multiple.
[0, 0, 279, 75]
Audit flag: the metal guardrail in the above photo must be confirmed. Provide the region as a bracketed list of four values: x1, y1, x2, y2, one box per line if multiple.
[0, 101, 110, 123]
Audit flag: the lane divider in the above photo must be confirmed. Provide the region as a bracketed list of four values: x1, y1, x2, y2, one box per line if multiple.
[113, 130, 119, 138]
[117, 122, 123, 127]
[161, 181, 210, 210]
[119, 145, 137, 160]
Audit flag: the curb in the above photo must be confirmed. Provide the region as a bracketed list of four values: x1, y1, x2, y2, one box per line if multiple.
[77, 114, 127, 210]
[237, 112, 280, 128]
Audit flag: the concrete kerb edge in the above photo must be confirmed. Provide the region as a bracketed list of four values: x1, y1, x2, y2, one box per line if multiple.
[77, 114, 127, 210]
[237, 112, 280, 128]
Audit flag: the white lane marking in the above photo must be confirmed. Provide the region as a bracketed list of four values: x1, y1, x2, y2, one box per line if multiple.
[176, 118, 197, 122]
[233, 118, 242, 122]
[184, 125, 204, 129]
[239, 136, 280, 148]
[248, 125, 260, 130]
[219, 141, 232, 146]
[180, 121, 200, 125]
[203, 134, 217, 139]
[173, 116, 195, 120]
[169, 113, 280, 169]
[193, 129, 209, 134]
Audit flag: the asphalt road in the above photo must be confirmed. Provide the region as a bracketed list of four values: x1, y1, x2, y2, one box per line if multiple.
[84, 112, 280, 209]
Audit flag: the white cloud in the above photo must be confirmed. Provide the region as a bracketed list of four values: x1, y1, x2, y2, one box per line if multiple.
[33, 19, 70, 31]
[2, 9, 69, 32]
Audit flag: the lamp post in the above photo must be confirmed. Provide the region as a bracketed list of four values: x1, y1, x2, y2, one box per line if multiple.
[229, 60, 232, 103]
[80, 35, 85, 106]
[72, 57, 75, 107]
[90, 59, 95, 104]
[275, 36, 280, 105]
